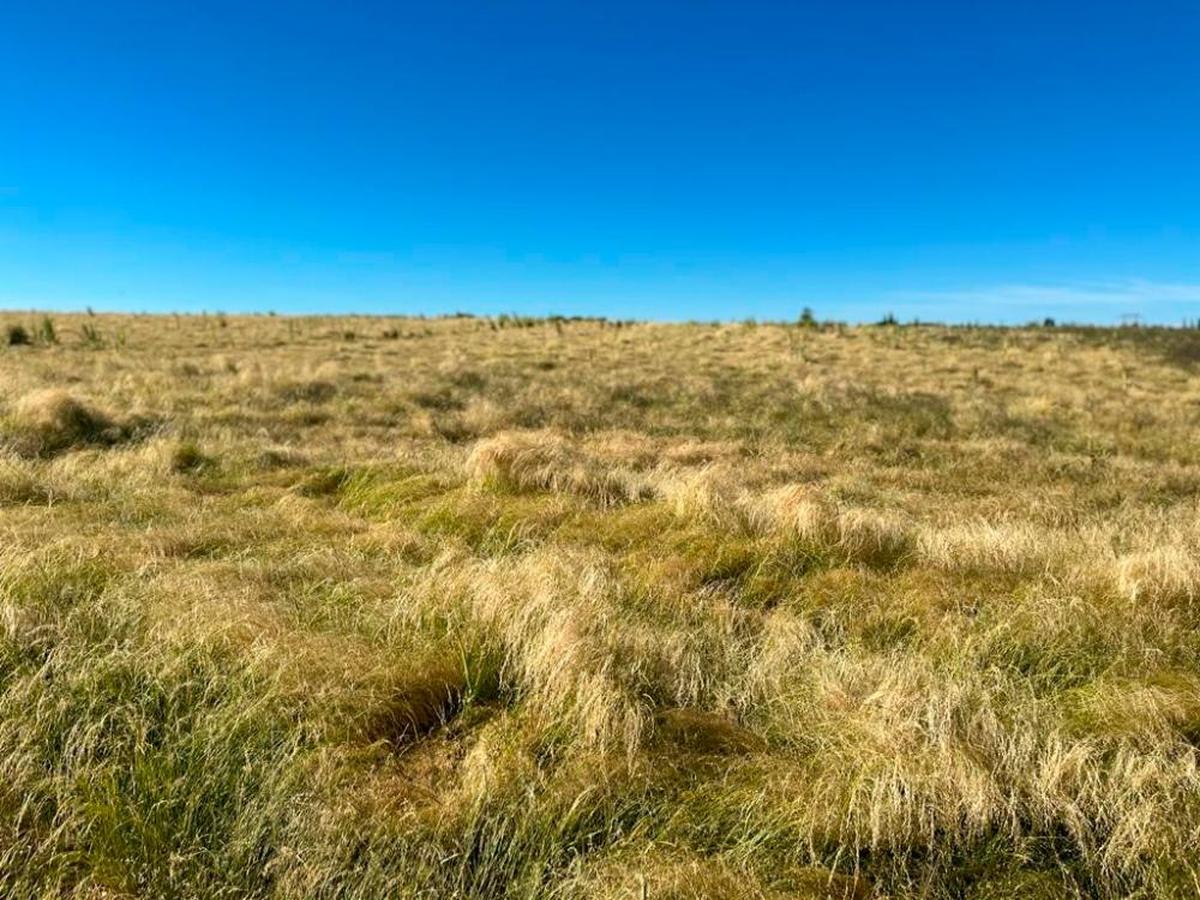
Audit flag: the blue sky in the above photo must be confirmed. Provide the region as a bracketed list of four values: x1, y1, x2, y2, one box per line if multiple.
[2, 0, 1199, 323]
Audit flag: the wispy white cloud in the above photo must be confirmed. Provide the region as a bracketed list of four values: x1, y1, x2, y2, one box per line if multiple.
[876, 279, 1200, 324]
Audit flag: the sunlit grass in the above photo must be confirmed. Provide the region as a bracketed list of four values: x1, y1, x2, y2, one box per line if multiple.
[3, 312, 1200, 896]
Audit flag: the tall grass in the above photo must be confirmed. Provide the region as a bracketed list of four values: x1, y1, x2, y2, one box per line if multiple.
[2, 312, 1200, 896]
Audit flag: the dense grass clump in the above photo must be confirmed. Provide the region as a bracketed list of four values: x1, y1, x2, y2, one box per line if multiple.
[467, 430, 654, 505]
[3, 311, 1200, 897]
[3, 389, 124, 456]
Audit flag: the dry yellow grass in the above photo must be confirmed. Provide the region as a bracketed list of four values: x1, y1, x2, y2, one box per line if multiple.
[3, 311, 1200, 897]
[5, 388, 123, 456]
[467, 429, 653, 504]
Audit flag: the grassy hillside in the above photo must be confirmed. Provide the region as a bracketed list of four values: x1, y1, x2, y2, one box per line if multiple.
[3, 312, 1200, 898]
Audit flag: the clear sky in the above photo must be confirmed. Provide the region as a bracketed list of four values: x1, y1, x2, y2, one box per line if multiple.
[2, 1, 1199, 323]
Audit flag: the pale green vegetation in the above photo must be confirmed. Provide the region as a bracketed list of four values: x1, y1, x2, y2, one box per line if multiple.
[2, 312, 1200, 897]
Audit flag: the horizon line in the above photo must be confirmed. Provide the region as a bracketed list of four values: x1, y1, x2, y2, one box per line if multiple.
[3, 306, 1199, 331]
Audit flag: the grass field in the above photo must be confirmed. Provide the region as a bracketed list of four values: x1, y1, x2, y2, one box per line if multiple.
[3, 312, 1200, 898]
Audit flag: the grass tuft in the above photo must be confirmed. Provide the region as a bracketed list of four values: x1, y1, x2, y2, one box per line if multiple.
[467, 430, 654, 505]
[167, 439, 215, 473]
[3, 389, 129, 457]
